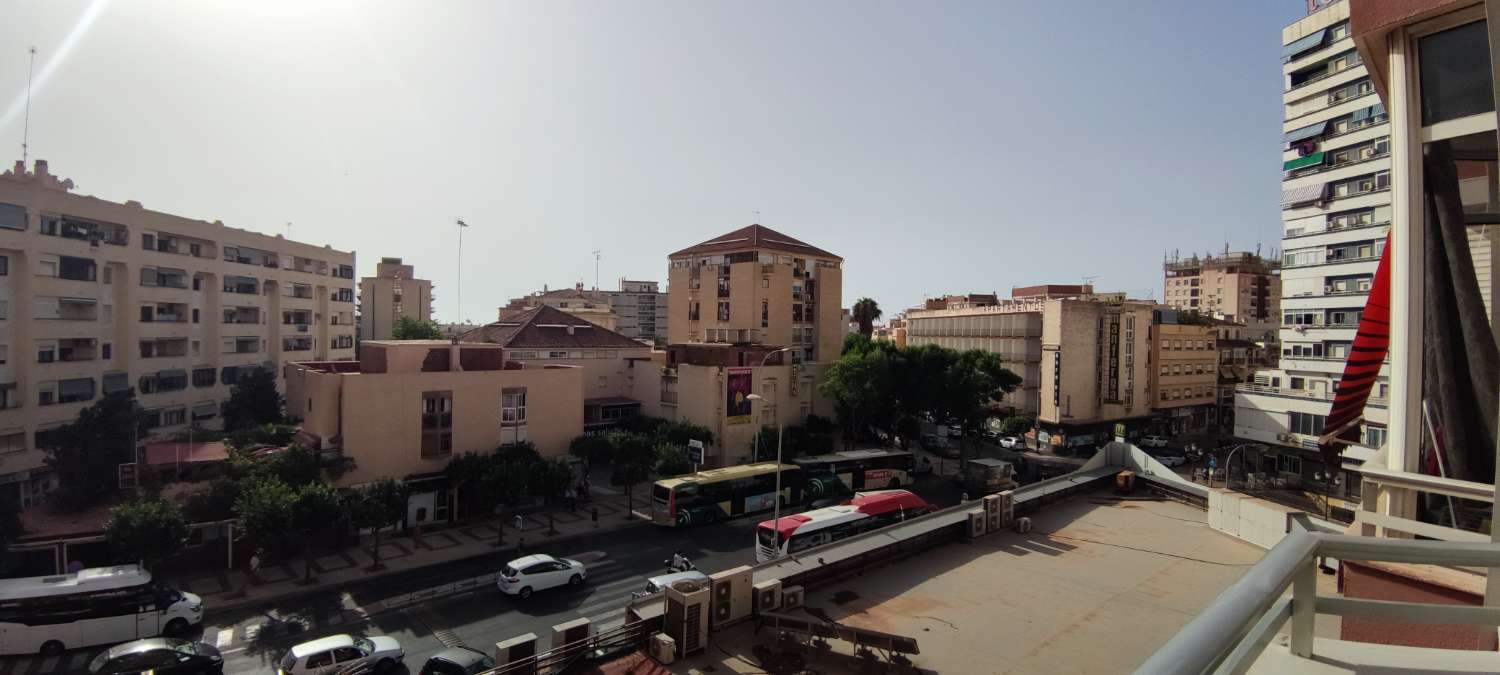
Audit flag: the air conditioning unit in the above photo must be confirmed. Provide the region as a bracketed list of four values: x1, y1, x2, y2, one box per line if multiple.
[967, 509, 988, 538]
[649, 633, 677, 665]
[782, 585, 805, 610]
[664, 580, 710, 656]
[1014, 516, 1033, 534]
[710, 565, 754, 629]
[753, 579, 782, 615]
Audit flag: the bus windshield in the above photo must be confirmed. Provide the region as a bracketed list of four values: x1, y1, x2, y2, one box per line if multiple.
[756, 525, 781, 550]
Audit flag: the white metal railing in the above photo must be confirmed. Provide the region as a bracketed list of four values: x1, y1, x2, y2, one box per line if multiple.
[1352, 462, 1493, 543]
[1137, 513, 1500, 675]
[1234, 382, 1388, 408]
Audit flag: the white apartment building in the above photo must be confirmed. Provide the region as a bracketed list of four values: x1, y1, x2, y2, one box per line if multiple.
[1235, 2, 1391, 456]
[0, 160, 357, 509]
[608, 279, 668, 342]
[904, 300, 1044, 415]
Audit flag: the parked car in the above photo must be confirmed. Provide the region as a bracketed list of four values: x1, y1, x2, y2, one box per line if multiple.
[912, 455, 934, 475]
[1140, 435, 1170, 448]
[277, 634, 403, 675]
[88, 638, 223, 675]
[419, 646, 495, 675]
[498, 554, 587, 598]
[1149, 448, 1188, 467]
[999, 436, 1023, 449]
[921, 434, 960, 458]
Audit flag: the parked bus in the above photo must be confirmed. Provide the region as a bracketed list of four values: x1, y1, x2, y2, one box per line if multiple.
[0, 565, 204, 656]
[791, 449, 919, 498]
[755, 490, 934, 561]
[651, 462, 802, 527]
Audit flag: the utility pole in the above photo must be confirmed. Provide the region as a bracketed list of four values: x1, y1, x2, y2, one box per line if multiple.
[22, 46, 36, 165]
[592, 250, 601, 290]
[456, 219, 469, 323]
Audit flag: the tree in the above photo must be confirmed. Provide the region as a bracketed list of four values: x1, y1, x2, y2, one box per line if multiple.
[527, 459, 573, 502]
[104, 498, 189, 572]
[391, 316, 444, 340]
[895, 415, 922, 450]
[569, 435, 614, 464]
[496, 441, 542, 467]
[233, 477, 297, 557]
[252, 445, 322, 487]
[445, 451, 493, 521]
[184, 478, 242, 522]
[654, 442, 692, 477]
[820, 347, 896, 450]
[851, 297, 883, 338]
[223, 370, 285, 432]
[608, 431, 656, 519]
[349, 479, 405, 570]
[292, 482, 343, 583]
[480, 461, 525, 546]
[998, 415, 1034, 436]
[44, 391, 148, 511]
[942, 350, 1023, 459]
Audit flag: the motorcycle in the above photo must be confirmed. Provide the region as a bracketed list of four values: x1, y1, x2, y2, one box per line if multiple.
[664, 558, 696, 573]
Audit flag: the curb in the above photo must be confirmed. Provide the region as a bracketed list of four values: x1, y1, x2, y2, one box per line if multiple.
[205, 515, 656, 619]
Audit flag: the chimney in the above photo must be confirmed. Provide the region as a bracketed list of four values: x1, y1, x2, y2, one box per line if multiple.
[34, 160, 48, 177]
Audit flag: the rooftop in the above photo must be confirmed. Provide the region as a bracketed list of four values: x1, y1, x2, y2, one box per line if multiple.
[669, 223, 841, 260]
[460, 305, 647, 350]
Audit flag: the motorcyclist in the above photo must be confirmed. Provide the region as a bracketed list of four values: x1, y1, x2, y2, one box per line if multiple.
[670, 550, 691, 572]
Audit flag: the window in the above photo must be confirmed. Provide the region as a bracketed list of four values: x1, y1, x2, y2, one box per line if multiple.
[0, 432, 24, 456]
[193, 367, 216, 388]
[717, 301, 730, 322]
[0, 203, 24, 231]
[1364, 425, 1388, 449]
[1288, 411, 1327, 436]
[36, 341, 55, 363]
[57, 377, 94, 404]
[761, 300, 769, 329]
[502, 387, 527, 424]
[1277, 454, 1303, 475]
[421, 391, 453, 456]
[1419, 21, 1495, 126]
[762, 278, 769, 288]
[689, 302, 700, 321]
[547, 350, 569, 359]
[161, 407, 186, 426]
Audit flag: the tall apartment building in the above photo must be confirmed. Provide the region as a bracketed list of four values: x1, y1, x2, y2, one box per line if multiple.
[1036, 298, 1156, 450]
[666, 224, 843, 364]
[1235, 1, 1391, 456]
[0, 160, 357, 509]
[358, 257, 432, 340]
[1149, 311, 1218, 435]
[904, 298, 1044, 415]
[1162, 251, 1282, 338]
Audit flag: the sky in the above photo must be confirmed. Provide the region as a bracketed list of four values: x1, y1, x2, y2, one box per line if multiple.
[0, 0, 1311, 324]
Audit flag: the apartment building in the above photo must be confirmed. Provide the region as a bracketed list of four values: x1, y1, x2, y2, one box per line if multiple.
[358, 257, 432, 341]
[1036, 298, 1156, 450]
[1235, 0, 1392, 459]
[922, 293, 998, 310]
[502, 279, 668, 341]
[1162, 251, 1282, 338]
[458, 304, 653, 432]
[1213, 320, 1276, 433]
[666, 224, 843, 364]
[1149, 312, 1218, 435]
[0, 160, 356, 509]
[904, 298, 1044, 415]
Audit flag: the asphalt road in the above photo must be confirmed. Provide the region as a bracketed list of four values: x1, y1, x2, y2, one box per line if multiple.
[0, 472, 963, 675]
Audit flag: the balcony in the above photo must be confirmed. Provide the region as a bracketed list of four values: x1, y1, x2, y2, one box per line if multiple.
[35, 297, 98, 321]
[223, 246, 278, 268]
[282, 310, 313, 326]
[223, 307, 261, 325]
[1236, 382, 1387, 408]
[285, 284, 314, 300]
[281, 337, 313, 352]
[223, 337, 261, 355]
[55, 338, 97, 362]
[141, 303, 189, 323]
[139, 338, 189, 359]
[288, 256, 328, 275]
[223, 276, 260, 295]
[47, 216, 128, 246]
[140, 267, 189, 290]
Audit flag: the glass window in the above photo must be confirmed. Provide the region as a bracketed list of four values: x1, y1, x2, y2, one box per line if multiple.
[0, 203, 24, 231]
[1419, 20, 1495, 126]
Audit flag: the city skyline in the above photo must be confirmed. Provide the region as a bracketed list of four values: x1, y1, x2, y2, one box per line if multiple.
[1, 1, 1310, 322]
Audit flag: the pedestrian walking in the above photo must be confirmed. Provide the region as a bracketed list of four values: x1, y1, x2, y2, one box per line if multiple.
[513, 514, 524, 532]
[591, 506, 599, 529]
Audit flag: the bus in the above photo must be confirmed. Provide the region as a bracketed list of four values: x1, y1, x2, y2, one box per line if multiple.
[791, 449, 919, 498]
[651, 462, 802, 527]
[0, 565, 204, 656]
[755, 490, 934, 561]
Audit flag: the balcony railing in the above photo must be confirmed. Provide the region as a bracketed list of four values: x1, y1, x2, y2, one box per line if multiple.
[1235, 382, 1388, 408]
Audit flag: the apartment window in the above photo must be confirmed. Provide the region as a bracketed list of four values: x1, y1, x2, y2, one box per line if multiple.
[421, 391, 453, 456]
[1364, 425, 1388, 449]
[142, 233, 156, 250]
[193, 367, 216, 388]
[0, 203, 24, 231]
[1288, 411, 1327, 436]
[38, 381, 56, 406]
[762, 278, 769, 289]
[192, 309, 200, 324]
[761, 301, 769, 329]
[36, 341, 55, 363]
[101, 343, 111, 360]
[502, 387, 527, 425]
[57, 377, 94, 404]
[161, 407, 187, 427]
[1277, 454, 1303, 475]
[689, 302, 700, 321]
[0, 432, 24, 455]
[1159, 365, 1169, 376]
[102, 372, 128, 395]
[717, 301, 730, 322]
[1419, 20, 1495, 125]
[1289, 377, 1305, 390]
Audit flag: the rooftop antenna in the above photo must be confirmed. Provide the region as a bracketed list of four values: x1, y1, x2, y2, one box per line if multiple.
[22, 46, 36, 165]
[1082, 275, 1100, 289]
[285, 221, 291, 239]
[592, 249, 601, 290]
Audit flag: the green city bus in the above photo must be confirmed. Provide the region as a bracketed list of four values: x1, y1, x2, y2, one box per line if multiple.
[651, 462, 803, 527]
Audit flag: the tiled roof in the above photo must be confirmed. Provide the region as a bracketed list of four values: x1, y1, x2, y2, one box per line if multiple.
[670, 224, 841, 260]
[458, 305, 647, 350]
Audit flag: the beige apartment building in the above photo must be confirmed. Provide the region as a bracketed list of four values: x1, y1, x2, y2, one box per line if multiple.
[0, 160, 357, 509]
[667, 224, 843, 364]
[286, 341, 582, 497]
[904, 299, 1045, 415]
[1162, 251, 1282, 338]
[358, 257, 432, 341]
[501, 284, 619, 333]
[1036, 298, 1155, 450]
[1149, 316, 1218, 435]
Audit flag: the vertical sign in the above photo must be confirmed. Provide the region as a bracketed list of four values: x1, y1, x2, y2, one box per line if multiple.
[1106, 318, 1120, 402]
[726, 368, 753, 424]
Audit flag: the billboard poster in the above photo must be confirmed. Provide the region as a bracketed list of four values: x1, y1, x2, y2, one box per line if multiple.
[726, 367, 753, 424]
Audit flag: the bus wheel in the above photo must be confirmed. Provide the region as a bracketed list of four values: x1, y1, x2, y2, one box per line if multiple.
[40, 640, 64, 657]
[165, 618, 189, 636]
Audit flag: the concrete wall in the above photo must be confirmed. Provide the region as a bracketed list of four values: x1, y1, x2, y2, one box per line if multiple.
[507, 348, 652, 400]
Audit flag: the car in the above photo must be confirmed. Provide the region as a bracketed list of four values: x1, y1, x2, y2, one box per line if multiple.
[277, 634, 403, 675]
[1140, 435, 1170, 448]
[631, 569, 713, 599]
[999, 436, 1023, 449]
[946, 424, 964, 437]
[88, 638, 223, 675]
[419, 646, 495, 675]
[911, 455, 934, 475]
[1148, 449, 1188, 467]
[498, 554, 587, 598]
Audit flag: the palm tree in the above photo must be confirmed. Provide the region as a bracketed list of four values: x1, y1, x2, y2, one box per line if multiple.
[852, 297, 882, 337]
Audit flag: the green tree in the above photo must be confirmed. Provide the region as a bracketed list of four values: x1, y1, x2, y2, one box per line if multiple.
[253, 445, 322, 487]
[292, 482, 343, 583]
[851, 297, 883, 338]
[184, 478, 242, 522]
[654, 442, 692, 477]
[942, 350, 1023, 459]
[820, 347, 896, 450]
[895, 415, 922, 450]
[480, 460, 526, 546]
[998, 415, 1034, 436]
[391, 316, 444, 340]
[569, 435, 614, 464]
[609, 431, 656, 519]
[104, 498, 189, 572]
[445, 451, 492, 521]
[496, 441, 542, 466]
[223, 370, 285, 432]
[349, 479, 405, 570]
[527, 459, 573, 502]
[233, 477, 297, 557]
[43, 391, 148, 511]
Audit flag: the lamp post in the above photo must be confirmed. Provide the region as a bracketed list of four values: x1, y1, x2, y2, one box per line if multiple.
[455, 219, 469, 324]
[746, 347, 791, 557]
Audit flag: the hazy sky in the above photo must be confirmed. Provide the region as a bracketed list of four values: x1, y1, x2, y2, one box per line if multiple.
[0, 1, 1308, 323]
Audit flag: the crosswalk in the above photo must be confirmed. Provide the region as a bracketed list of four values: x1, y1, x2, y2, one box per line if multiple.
[0, 556, 655, 675]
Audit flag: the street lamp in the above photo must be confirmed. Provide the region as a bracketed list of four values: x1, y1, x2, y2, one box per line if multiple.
[746, 348, 791, 557]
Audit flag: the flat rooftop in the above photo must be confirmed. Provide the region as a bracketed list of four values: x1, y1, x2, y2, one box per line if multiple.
[660, 491, 1265, 674]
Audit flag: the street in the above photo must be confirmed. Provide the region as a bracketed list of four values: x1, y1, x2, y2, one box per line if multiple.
[0, 473, 962, 675]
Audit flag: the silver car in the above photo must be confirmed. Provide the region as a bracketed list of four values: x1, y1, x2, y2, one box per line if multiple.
[278, 634, 403, 675]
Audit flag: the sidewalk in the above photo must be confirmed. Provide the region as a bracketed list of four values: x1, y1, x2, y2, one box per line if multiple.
[175, 486, 654, 615]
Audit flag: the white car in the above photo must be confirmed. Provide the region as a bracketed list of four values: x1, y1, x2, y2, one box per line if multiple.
[1140, 435, 1170, 448]
[1152, 452, 1188, 467]
[999, 436, 1023, 449]
[498, 554, 587, 598]
[278, 634, 403, 675]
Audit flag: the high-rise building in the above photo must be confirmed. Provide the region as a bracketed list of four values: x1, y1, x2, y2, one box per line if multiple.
[1149, 311, 1219, 435]
[666, 224, 843, 363]
[1036, 298, 1156, 450]
[1235, 1, 1392, 458]
[358, 257, 432, 340]
[1162, 251, 1281, 338]
[0, 160, 357, 509]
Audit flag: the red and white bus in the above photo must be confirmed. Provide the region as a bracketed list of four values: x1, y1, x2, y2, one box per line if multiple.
[754, 490, 934, 562]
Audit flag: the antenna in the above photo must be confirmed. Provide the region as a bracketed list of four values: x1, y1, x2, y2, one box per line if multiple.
[22, 46, 36, 165]
[285, 222, 292, 239]
[592, 250, 602, 290]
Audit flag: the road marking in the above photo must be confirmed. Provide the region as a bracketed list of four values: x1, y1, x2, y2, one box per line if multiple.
[214, 628, 234, 648]
[221, 647, 247, 656]
[433, 629, 464, 648]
